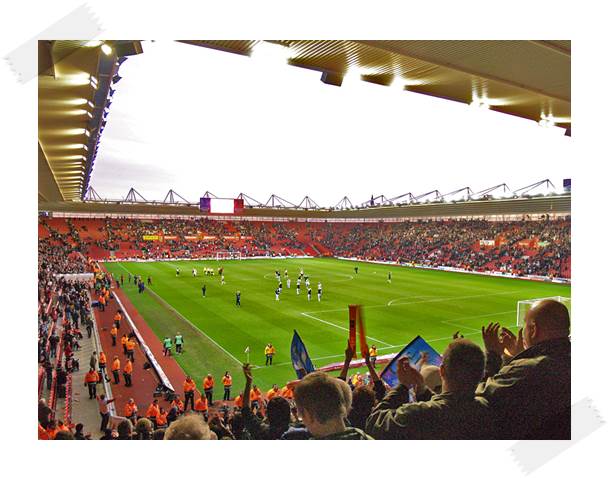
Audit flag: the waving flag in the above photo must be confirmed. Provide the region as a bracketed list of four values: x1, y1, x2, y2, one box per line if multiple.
[380, 336, 442, 389]
[291, 330, 315, 379]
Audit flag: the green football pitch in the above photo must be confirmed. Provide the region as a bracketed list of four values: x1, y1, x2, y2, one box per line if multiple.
[104, 258, 571, 392]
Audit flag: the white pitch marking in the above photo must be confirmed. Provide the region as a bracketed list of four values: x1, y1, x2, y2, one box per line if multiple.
[300, 312, 393, 347]
[115, 262, 243, 366]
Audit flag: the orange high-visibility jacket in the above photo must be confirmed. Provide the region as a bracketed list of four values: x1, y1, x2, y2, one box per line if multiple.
[123, 360, 133, 374]
[183, 379, 196, 393]
[250, 388, 262, 401]
[267, 388, 279, 400]
[203, 377, 214, 390]
[99, 352, 107, 365]
[222, 375, 232, 387]
[146, 403, 160, 418]
[194, 397, 208, 412]
[171, 399, 184, 412]
[111, 359, 120, 371]
[281, 386, 294, 399]
[121, 336, 128, 346]
[156, 412, 168, 426]
[234, 395, 243, 408]
[84, 370, 99, 384]
[110, 327, 118, 337]
[124, 402, 138, 417]
[126, 340, 136, 351]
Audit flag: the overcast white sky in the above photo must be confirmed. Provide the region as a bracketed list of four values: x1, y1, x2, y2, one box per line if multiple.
[90, 40, 571, 206]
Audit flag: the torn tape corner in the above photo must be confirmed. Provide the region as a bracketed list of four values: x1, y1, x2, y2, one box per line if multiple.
[509, 397, 605, 475]
[4, 3, 104, 84]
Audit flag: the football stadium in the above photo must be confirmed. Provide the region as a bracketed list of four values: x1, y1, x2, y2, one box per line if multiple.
[38, 40, 571, 441]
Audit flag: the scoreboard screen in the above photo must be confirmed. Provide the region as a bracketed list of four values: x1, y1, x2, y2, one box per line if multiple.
[200, 197, 245, 215]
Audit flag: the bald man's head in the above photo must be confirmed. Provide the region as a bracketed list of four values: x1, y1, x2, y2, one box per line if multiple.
[524, 299, 570, 348]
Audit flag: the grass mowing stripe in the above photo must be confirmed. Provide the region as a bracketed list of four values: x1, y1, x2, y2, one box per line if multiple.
[145, 287, 243, 366]
[104, 257, 570, 390]
[115, 262, 243, 366]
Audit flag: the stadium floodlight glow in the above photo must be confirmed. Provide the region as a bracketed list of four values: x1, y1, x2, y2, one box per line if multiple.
[251, 41, 292, 64]
[66, 98, 88, 106]
[61, 73, 92, 86]
[470, 97, 490, 109]
[84, 40, 103, 47]
[87, 100, 95, 109]
[101, 43, 113, 56]
[539, 114, 555, 128]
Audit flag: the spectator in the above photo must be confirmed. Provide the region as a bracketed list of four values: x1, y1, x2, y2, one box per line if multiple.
[135, 418, 153, 440]
[241, 364, 292, 439]
[366, 339, 493, 439]
[477, 300, 571, 439]
[293, 371, 372, 440]
[164, 414, 214, 440]
[117, 419, 134, 440]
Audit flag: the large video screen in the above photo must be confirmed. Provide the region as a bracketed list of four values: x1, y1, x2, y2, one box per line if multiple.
[209, 198, 236, 214]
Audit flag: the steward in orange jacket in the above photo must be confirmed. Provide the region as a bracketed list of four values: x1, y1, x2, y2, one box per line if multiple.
[222, 372, 232, 400]
[123, 359, 133, 387]
[84, 369, 99, 399]
[124, 399, 138, 423]
[111, 356, 121, 384]
[183, 376, 196, 411]
[203, 375, 214, 404]
[194, 394, 208, 416]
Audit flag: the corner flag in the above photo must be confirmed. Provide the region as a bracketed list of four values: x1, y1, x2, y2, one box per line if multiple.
[244, 346, 250, 353]
[291, 330, 315, 379]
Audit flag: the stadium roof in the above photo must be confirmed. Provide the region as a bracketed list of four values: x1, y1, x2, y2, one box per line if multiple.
[38, 40, 570, 205]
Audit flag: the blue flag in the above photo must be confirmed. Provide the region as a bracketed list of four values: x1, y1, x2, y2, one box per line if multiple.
[380, 336, 443, 389]
[291, 330, 315, 379]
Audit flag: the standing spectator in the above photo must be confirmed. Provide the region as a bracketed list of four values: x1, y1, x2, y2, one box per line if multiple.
[89, 351, 97, 372]
[97, 394, 116, 432]
[293, 371, 372, 440]
[477, 300, 571, 439]
[110, 325, 118, 346]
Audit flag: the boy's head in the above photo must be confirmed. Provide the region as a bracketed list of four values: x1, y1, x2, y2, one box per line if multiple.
[293, 372, 351, 436]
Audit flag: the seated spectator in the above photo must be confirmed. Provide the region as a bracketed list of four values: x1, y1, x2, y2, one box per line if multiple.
[73, 423, 90, 440]
[477, 299, 571, 439]
[366, 339, 492, 439]
[134, 418, 153, 440]
[164, 414, 214, 440]
[293, 371, 372, 440]
[117, 419, 134, 440]
[54, 430, 74, 440]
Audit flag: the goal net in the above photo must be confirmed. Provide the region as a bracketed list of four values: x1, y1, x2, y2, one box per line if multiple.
[516, 296, 571, 326]
[215, 251, 242, 261]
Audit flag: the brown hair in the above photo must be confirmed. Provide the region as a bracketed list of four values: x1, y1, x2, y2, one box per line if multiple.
[294, 372, 352, 424]
[442, 339, 485, 390]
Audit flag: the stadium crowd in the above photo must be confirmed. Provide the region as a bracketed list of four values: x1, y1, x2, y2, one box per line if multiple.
[40, 216, 570, 278]
[38, 215, 571, 440]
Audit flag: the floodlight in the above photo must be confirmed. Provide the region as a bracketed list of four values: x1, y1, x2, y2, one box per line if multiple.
[101, 43, 113, 56]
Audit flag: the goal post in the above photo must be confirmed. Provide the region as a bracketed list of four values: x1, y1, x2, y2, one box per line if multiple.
[215, 251, 242, 261]
[516, 296, 571, 327]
